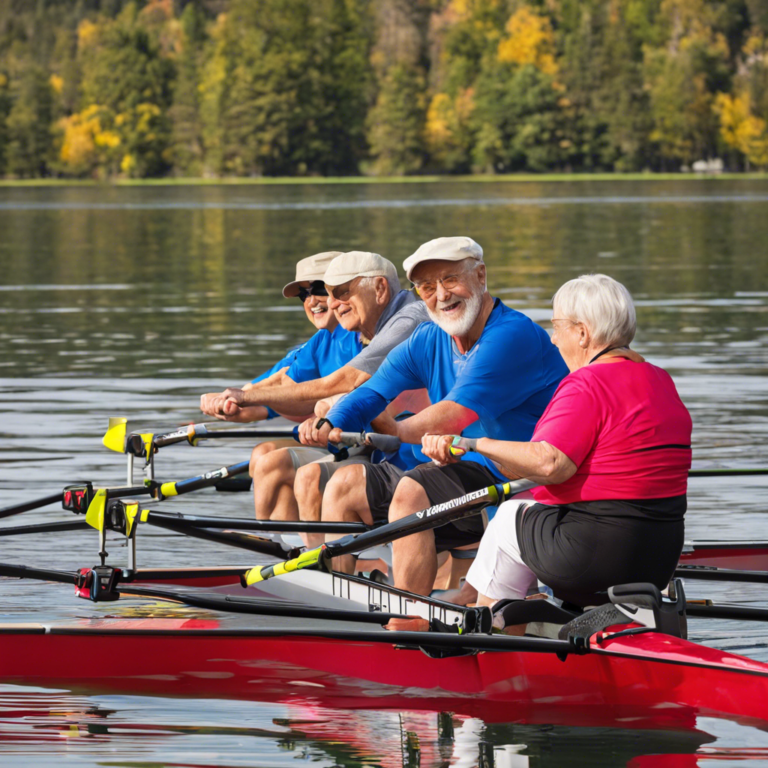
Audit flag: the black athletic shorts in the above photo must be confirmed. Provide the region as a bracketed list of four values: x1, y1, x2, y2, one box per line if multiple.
[364, 460, 498, 552]
[517, 497, 686, 606]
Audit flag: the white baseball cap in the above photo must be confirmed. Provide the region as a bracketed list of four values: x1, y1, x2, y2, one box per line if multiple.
[324, 251, 399, 287]
[282, 251, 344, 298]
[403, 236, 483, 280]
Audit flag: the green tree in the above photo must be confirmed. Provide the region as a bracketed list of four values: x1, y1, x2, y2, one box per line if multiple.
[200, 0, 371, 176]
[472, 63, 568, 172]
[169, 1, 207, 175]
[4, 63, 54, 176]
[76, 4, 175, 176]
[367, 62, 427, 174]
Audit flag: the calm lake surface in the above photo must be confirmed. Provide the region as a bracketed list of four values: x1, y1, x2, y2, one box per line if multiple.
[1, 180, 768, 766]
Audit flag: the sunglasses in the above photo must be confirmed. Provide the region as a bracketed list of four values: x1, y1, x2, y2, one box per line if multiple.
[297, 281, 328, 302]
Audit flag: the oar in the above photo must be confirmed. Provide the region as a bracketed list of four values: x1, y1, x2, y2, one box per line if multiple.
[686, 600, 768, 622]
[689, 468, 768, 477]
[0, 458, 254, 522]
[244, 478, 537, 585]
[676, 565, 768, 584]
[0, 520, 90, 537]
[103, 417, 300, 459]
[0, 491, 66, 520]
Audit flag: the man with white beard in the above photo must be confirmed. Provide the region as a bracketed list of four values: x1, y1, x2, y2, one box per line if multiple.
[306, 236, 568, 595]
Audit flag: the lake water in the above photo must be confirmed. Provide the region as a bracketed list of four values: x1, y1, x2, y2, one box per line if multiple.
[1, 180, 768, 766]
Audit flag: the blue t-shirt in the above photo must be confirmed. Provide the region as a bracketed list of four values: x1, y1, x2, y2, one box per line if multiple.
[250, 326, 363, 420]
[286, 325, 363, 382]
[327, 299, 569, 480]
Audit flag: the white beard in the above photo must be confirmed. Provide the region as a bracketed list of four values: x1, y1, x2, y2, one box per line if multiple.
[427, 290, 484, 338]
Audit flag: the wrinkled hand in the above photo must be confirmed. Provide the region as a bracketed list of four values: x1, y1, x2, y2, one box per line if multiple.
[200, 391, 227, 417]
[421, 434, 461, 466]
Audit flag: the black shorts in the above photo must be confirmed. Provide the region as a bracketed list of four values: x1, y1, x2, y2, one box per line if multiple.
[364, 460, 498, 552]
[517, 501, 686, 606]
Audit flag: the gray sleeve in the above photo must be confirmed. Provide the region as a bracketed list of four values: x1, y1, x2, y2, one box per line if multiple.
[347, 304, 430, 376]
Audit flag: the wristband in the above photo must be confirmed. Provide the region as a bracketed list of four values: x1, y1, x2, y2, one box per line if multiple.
[449, 436, 478, 457]
[314, 417, 334, 431]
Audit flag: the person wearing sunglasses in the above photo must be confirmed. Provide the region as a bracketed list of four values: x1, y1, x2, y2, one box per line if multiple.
[200, 251, 362, 425]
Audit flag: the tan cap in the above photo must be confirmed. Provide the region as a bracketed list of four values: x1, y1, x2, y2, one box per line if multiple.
[403, 236, 483, 280]
[282, 251, 344, 298]
[323, 251, 399, 287]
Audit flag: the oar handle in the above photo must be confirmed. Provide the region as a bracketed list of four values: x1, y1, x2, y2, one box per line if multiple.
[334, 432, 402, 452]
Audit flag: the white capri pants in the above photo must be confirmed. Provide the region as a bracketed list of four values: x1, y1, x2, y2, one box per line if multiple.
[466, 499, 538, 600]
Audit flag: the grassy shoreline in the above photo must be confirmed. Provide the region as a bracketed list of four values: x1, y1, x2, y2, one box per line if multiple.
[1, 172, 768, 187]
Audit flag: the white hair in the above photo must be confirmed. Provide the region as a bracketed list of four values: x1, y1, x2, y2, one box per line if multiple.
[359, 274, 402, 298]
[552, 274, 636, 347]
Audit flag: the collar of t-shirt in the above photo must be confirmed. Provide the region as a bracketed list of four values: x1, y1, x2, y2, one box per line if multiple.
[449, 297, 501, 361]
[373, 289, 418, 337]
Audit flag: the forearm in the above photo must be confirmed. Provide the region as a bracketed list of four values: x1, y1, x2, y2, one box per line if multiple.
[396, 401, 477, 444]
[239, 367, 369, 411]
[473, 438, 576, 484]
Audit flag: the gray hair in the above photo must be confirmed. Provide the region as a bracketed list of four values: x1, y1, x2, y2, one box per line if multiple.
[553, 274, 636, 347]
[359, 274, 402, 298]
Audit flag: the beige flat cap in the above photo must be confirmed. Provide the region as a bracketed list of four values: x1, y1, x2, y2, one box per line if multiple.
[324, 251, 399, 287]
[403, 236, 483, 280]
[282, 251, 344, 298]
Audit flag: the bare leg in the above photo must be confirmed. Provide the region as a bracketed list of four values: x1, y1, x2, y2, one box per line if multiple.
[249, 441, 278, 477]
[251, 447, 298, 521]
[389, 478, 436, 596]
[294, 462, 326, 549]
[321, 464, 372, 574]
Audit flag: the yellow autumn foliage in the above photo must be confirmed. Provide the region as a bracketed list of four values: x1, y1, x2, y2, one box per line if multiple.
[714, 92, 768, 168]
[77, 19, 100, 52]
[49, 74, 64, 94]
[498, 7, 557, 76]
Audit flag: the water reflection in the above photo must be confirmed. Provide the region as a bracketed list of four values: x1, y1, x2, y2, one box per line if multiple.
[1, 182, 768, 764]
[0, 685, 729, 767]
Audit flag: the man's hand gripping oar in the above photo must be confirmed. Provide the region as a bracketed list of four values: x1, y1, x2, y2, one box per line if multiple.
[243, 477, 537, 586]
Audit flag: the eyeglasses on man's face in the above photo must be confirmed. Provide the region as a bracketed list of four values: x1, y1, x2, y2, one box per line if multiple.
[297, 281, 328, 302]
[411, 273, 466, 299]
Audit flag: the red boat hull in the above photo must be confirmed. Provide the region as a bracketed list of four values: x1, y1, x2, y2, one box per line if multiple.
[1, 619, 767, 730]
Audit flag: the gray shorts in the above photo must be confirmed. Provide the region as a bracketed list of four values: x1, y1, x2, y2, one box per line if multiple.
[287, 447, 370, 494]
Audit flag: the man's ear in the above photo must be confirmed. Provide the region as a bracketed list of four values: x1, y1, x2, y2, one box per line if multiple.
[376, 276, 389, 304]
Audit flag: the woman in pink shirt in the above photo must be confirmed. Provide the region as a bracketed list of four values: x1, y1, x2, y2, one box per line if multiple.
[421, 274, 692, 613]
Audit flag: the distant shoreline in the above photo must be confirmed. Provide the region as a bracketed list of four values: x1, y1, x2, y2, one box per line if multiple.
[1, 172, 768, 187]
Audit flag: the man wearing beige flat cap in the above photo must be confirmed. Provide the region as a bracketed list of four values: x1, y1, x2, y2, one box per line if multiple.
[215, 250, 429, 525]
[315, 236, 569, 603]
[200, 251, 361, 424]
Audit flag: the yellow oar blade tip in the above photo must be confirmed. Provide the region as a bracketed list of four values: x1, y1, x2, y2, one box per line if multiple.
[103, 417, 128, 453]
[244, 567, 263, 586]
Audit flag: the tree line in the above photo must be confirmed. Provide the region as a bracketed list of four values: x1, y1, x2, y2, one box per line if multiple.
[0, 0, 766, 179]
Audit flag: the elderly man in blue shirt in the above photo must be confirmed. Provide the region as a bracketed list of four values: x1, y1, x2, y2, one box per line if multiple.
[307, 236, 568, 597]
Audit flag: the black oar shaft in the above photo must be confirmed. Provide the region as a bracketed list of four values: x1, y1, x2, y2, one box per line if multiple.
[676, 566, 768, 584]
[0, 562, 77, 585]
[144, 516, 296, 558]
[0, 520, 90, 536]
[167, 460, 251, 496]
[118, 585, 408, 625]
[145, 510, 371, 534]
[686, 602, 768, 622]
[0, 492, 62, 520]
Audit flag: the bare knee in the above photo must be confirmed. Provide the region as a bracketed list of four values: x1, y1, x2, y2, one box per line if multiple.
[322, 465, 367, 522]
[249, 442, 277, 475]
[295, 463, 323, 512]
[253, 448, 294, 481]
[389, 478, 428, 522]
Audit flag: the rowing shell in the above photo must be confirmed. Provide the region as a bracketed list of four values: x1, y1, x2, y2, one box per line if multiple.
[1, 613, 767, 730]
